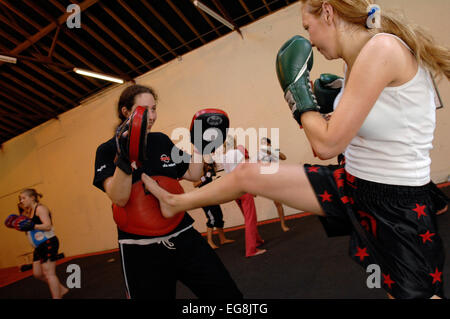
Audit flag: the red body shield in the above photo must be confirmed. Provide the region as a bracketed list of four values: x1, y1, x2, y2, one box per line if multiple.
[112, 176, 185, 236]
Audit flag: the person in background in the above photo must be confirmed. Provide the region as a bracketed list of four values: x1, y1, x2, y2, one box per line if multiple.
[193, 161, 235, 249]
[258, 137, 290, 232]
[19, 189, 68, 299]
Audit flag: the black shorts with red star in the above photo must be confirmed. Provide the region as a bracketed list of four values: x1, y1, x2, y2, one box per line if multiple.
[304, 164, 445, 299]
[33, 236, 59, 264]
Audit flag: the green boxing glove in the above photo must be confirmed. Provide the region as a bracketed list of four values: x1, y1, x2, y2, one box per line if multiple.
[276, 35, 319, 127]
[313, 74, 344, 114]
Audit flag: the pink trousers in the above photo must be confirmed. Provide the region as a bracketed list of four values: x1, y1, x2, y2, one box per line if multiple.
[235, 193, 264, 257]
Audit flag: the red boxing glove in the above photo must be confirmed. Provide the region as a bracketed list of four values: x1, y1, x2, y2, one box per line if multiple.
[4, 214, 19, 229]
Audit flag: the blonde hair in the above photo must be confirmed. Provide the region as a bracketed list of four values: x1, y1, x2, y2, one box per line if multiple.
[20, 188, 43, 203]
[300, 0, 450, 80]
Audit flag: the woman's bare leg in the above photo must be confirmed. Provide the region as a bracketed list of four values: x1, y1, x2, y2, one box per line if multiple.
[142, 162, 324, 218]
[33, 261, 46, 282]
[42, 261, 68, 299]
[274, 201, 290, 232]
[206, 227, 218, 249]
[217, 228, 235, 245]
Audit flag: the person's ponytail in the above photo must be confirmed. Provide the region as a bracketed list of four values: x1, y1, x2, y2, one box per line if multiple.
[379, 11, 450, 80]
[300, 0, 450, 80]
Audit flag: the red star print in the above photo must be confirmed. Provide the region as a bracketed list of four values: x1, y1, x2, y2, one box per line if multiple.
[333, 168, 344, 178]
[319, 190, 332, 202]
[429, 268, 442, 284]
[346, 172, 355, 183]
[333, 168, 345, 188]
[383, 273, 395, 289]
[355, 247, 369, 261]
[361, 220, 370, 233]
[419, 231, 435, 244]
[340, 196, 355, 204]
[308, 166, 320, 173]
[412, 204, 427, 219]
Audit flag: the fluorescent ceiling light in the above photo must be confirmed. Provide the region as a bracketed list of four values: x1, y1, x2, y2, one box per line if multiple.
[193, 0, 235, 30]
[0, 55, 17, 64]
[74, 68, 124, 84]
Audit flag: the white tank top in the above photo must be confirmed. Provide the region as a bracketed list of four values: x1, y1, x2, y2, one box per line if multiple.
[334, 33, 436, 186]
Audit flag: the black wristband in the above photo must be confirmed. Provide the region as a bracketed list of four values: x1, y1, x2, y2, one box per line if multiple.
[115, 156, 132, 175]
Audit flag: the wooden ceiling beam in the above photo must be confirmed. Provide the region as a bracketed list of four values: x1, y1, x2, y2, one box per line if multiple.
[1, 72, 68, 111]
[141, 1, 193, 50]
[0, 103, 42, 123]
[117, 0, 177, 58]
[100, 2, 165, 65]
[0, 108, 40, 124]
[192, 2, 222, 37]
[8, 64, 77, 107]
[0, 5, 101, 90]
[47, 25, 60, 59]
[238, 0, 255, 21]
[166, 0, 206, 44]
[0, 110, 31, 131]
[0, 20, 89, 100]
[0, 120, 18, 135]
[58, 29, 133, 81]
[0, 45, 82, 99]
[64, 1, 148, 73]
[85, 14, 148, 70]
[0, 0, 99, 66]
[261, 0, 272, 13]
[211, 0, 242, 34]
[34, 44, 95, 91]
[0, 100, 40, 129]
[0, 28, 21, 45]
[0, 86, 54, 118]
[0, 0, 41, 30]
[29, 0, 132, 82]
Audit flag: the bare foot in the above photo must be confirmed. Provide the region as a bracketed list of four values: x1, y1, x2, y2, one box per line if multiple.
[60, 285, 69, 298]
[281, 225, 290, 232]
[208, 241, 219, 250]
[141, 173, 180, 218]
[220, 238, 235, 245]
[247, 249, 267, 258]
[436, 205, 447, 215]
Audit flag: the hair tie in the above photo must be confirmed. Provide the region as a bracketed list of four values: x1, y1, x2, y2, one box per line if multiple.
[366, 4, 381, 29]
